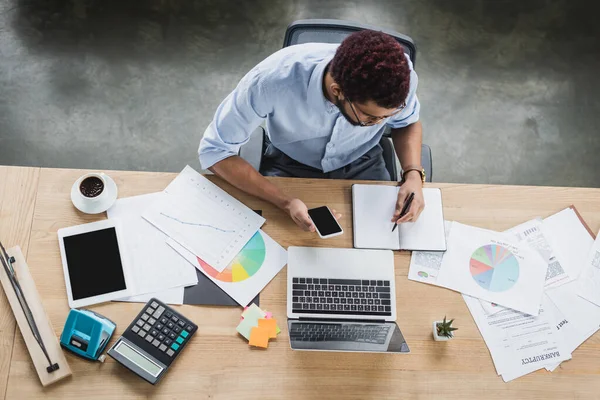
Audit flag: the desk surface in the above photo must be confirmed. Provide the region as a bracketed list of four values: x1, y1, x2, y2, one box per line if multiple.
[1, 165, 600, 399]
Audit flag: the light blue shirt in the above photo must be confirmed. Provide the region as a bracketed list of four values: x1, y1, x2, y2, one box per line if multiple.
[199, 43, 420, 172]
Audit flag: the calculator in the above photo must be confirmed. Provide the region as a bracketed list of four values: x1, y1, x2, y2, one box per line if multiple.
[107, 298, 197, 384]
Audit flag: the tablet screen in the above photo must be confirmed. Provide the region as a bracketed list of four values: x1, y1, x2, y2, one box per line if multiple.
[63, 227, 127, 300]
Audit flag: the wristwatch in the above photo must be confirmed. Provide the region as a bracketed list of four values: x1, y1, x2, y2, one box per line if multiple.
[401, 166, 426, 184]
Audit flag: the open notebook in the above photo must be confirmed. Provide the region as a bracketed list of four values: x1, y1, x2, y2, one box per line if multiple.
[352, 184, 447, 251]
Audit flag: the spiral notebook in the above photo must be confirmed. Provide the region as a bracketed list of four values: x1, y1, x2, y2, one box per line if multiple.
[352, 184, 447, 251]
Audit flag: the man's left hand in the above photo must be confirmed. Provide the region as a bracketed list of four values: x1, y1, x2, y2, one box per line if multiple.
[391, 172, 425, 224]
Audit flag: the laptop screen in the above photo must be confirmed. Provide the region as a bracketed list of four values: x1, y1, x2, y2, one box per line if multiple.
[288, 320, 409, 353]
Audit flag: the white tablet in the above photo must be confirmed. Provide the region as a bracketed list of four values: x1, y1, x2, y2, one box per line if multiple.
[58, 219, 133, 308]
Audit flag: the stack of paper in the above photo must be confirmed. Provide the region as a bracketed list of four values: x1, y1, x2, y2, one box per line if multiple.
[408, 207, 600, 381]
[107, 193, 199, 304]
[236, 304, 281, 349]
[107, 166, 286, 307]
[142, 166, 265, 271]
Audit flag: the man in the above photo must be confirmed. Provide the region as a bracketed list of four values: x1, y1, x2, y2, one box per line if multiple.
[199, 30, 425, 232]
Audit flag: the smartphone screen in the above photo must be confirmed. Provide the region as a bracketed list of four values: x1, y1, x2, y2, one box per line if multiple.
[308, 206, 342, 237]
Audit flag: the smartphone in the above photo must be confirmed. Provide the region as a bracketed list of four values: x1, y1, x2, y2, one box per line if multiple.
[307, 206, 343, 239]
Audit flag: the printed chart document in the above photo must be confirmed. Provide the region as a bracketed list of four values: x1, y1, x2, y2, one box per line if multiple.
[436, 222, 547, 316]
[577, 231, 600, 307]
[463, 294, 570, 382]
[107, 193, 198, 301]
[541, 207, 595, 285]
[143, 166, 265, 272]
[545, 281, 600, 371]
[479, 218, 555, 314]
[168, 229, 287, 306]
[408, 221, 452, 284]
[352, 184, 446, 251]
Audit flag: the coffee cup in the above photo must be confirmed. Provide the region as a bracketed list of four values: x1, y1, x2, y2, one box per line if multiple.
[77, 173, 108, 204]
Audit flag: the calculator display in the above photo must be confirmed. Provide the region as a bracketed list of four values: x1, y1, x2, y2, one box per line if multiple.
[114, 341, 163, 377]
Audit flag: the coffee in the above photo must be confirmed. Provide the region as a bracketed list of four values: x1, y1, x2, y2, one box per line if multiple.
[79, 176, 104, 198]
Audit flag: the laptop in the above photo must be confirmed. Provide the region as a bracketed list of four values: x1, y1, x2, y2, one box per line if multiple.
[287, 247, 409, 353]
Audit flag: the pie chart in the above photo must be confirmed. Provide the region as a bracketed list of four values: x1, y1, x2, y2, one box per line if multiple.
[469, 244, 519, 292]
[197, 231, 266, 283]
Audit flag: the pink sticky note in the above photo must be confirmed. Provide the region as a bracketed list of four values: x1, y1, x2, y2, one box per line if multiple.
[265, 311, 273, 319]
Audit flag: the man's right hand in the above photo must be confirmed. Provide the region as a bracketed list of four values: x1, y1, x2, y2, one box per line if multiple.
[285, 198, 316, 232]
[284, 198, 342, 232]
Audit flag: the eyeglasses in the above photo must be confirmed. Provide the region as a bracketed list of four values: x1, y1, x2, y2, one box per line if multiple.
[346, 98, 406, 127]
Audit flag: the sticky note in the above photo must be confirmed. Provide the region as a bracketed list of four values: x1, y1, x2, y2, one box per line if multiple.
[249, 326, 269, 348]
[236, 318, 257, 340]
[265, 311, 273, 319]
[242, 304, 266, 325]
[258, 318, 278, 339]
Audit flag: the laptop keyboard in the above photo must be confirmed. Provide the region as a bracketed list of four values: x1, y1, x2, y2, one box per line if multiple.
[291, 278, 392, 316]
[289, 322, 391, 344]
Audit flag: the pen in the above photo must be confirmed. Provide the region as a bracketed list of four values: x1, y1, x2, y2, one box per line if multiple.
[391, 192, 415, 232]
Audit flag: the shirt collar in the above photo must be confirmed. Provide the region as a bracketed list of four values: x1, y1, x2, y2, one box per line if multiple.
[307, 57, 338, 115]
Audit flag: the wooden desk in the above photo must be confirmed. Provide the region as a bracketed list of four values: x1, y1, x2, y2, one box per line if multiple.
[1, 166, 600, 399]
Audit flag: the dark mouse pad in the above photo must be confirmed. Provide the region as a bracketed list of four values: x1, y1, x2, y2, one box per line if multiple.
[183, 269, 259, 307]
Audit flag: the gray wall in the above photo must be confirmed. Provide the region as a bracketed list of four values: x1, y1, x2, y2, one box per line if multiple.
[1, 0, 599, 186]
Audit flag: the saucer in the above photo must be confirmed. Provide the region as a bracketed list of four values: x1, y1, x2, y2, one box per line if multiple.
[71, 174, 118, 214]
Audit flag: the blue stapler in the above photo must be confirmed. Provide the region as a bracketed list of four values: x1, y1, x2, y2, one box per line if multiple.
[60, 309, 116, 362]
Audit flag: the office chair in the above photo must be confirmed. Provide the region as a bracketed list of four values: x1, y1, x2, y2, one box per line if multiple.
[239, 19, 433, 182]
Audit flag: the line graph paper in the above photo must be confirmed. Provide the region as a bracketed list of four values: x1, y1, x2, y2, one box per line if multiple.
[159, 213, 236, 233]
[143, 166, 265, 272]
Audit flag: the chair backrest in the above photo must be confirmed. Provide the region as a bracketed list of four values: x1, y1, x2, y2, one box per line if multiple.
[283, 19, 417, 66]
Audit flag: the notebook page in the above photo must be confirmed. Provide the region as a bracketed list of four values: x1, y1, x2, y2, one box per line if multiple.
[398, 188, 447, 251]
[352, 184, 400, 250]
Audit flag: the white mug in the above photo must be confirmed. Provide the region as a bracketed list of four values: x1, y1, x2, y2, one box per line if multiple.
[76, 173, 108, 205]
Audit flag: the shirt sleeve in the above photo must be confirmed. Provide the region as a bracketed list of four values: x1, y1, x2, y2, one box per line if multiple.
[386, 56, 420, 130]
[198, 67, 271, 169]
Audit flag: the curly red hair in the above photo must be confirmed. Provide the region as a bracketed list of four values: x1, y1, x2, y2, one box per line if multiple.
[330, 30, 411, 109]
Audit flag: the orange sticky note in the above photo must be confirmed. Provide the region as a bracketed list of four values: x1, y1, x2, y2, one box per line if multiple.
[249, 326, 269, 348]
[258, 318, 278, 339]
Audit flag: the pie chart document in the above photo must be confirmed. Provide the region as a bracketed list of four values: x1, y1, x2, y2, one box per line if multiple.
[167, 229, 287, 307]
[436, 222, 548, 316]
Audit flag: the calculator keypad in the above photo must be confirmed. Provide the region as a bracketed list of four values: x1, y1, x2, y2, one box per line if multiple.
[131, 299, 195, 358]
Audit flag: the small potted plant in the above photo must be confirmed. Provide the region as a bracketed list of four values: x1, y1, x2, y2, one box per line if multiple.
[433, 316, 457, 341]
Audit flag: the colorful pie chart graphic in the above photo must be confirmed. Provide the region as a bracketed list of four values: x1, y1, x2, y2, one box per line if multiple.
[469, 244, 519, 292]
[197, 231, 266, 283]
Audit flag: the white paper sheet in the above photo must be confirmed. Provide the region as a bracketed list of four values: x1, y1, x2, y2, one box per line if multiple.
[408, 221, 452, 284]
[168, 229, 287, 306]
[577, 231, 600, 307]
[142, 166, 265, 271]
[542, 207, 594, 282]
[107, 192, 198, 301]
[437, 222, 547, 315]
[544, 281, 600, 370]
[118, 286, 184, 305]
[463, 294, 571, 381]
[480, 218, 555, 315]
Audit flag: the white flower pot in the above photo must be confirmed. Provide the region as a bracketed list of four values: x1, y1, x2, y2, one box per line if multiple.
[433, 321, 453, 341]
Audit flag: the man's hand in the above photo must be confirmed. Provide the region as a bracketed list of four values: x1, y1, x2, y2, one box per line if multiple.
[285, 198, 342, 232]
[391, 172, 425, 225]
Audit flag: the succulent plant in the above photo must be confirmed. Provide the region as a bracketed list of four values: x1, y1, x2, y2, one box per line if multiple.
[436, 316, 458, 338]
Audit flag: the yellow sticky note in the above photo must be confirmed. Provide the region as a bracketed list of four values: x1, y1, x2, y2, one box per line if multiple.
[258, 318, 278, 339]
[249, 326, 269, 348]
